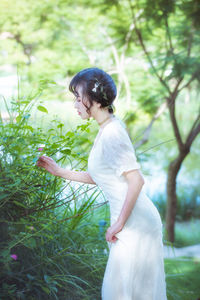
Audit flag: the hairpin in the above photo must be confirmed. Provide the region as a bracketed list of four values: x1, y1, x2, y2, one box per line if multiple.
[92, 81, 100, 92]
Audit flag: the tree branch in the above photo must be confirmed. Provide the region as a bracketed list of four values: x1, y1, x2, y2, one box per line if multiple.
[178, 70, 199, 93]
[101, 28, 133, 104]
[133, 101, 167, 148]
[185, 113, 200, 149]
[120, 22, 135, 105]
[164, 15, 174, 54]
[187, 30, 193, 57]
[12, 33, 33, 65]
[128, 0, 171, 94]
[121, 22, 135, 61]
[167, 91, 184, 151]
[132, 76, 183, 149]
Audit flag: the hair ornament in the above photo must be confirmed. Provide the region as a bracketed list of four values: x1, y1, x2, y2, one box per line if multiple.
[107, 103, 115, 112]
[108, 104, 113, 109]
[92, 81, 100, 92]
[92, 78, 108, 101]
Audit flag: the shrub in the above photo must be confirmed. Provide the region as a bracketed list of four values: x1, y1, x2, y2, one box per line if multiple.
[0, 93, 108, 299]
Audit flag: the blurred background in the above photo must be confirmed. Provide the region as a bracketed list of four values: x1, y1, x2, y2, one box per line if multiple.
[0, 0, 200, 299]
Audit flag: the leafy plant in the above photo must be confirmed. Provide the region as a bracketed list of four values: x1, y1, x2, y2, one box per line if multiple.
[0, 91, 108, 299]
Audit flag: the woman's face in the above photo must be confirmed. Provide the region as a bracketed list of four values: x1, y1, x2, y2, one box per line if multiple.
[73, 85, 91, 119]
[73, 84, 102, 120]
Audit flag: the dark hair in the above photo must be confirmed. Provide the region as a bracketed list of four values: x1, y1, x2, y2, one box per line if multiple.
[69, 67, 117, 114]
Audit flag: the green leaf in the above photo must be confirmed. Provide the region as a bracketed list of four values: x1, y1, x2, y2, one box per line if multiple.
[32, 157, 38, 163]
[24, 125, 34, 132]
[57, 123, 64, 129]
[66, 131, 74, 137]
[20, 100, 30, 104]
[51, 143, 60, 149]
[24, 237, 37, 249]
[1, 249, 10, 258]
[16, 115, 21, 123]
[41, 286, 50, 295]
[13, 201, 27, 208]
[60, 148, 71, 155]
[44, 274, 51, 283]
[51, 286, 58, 293]
[0, 193, 8, 200]
[37, 105, 48, 114]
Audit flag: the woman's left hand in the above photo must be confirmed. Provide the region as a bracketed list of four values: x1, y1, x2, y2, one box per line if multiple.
[105, 221, 123, 243]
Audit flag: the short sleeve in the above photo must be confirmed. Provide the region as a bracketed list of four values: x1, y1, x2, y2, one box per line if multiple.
[102, 122, 141, 177]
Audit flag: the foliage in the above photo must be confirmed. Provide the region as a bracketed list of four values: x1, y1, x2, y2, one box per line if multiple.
[0, 0, 113, 101]
[0, 93, 87, 221]
[0, 91, 108, 299]
[165, 257, 200, 300]
[0, 212, 108, 300]
[152, 184, 200, 222]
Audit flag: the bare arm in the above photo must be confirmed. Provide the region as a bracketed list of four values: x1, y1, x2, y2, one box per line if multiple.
[117, 169, 145, 226]
[56, 168, 96, 185]
[106, 169, 145, 243]
[36, 155, 96, 185]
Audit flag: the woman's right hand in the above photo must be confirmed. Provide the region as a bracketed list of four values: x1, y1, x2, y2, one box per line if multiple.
[36, 156, 61, 176]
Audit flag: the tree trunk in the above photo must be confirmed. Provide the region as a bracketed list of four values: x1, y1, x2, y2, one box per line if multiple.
[165, 150, 189, 242]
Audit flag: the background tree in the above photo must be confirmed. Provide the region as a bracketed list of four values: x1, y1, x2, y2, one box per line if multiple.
[104, 0, 200, 242]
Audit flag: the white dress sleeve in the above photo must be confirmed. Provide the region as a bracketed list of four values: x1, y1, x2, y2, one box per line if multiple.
[102, 122, 141, 177]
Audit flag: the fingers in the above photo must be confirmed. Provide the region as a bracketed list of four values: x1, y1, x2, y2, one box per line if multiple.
[107, 236, 117, 243]
[36, 156, 53, 165]
[36, 160, 46, 168]
[36, 156, 57, 176]
[110, 236, 118, 243]
[36, 156, 50, 168]
[38, 156, 52, 162]
[106, 232, 118, 243]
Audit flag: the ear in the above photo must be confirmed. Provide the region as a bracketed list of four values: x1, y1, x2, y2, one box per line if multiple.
[92, 100, 101, 108]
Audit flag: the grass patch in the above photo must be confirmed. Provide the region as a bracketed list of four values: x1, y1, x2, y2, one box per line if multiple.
[165, 257, 200, 300]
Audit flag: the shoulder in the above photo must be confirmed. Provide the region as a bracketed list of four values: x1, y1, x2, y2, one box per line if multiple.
[101, 117, 133, 149]
[102, 117, 127, 139]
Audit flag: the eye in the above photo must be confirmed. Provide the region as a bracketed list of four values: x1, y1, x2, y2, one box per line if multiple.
[73, 95, 81, 103]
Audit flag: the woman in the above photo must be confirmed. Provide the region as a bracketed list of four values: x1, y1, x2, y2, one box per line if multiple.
[37, 67, 167, 300]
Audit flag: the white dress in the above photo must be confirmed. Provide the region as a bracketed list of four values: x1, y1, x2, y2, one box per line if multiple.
[87, 115, 167, 300]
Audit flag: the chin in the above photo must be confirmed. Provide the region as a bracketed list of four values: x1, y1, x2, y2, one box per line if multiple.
[82, 114, 90, 120]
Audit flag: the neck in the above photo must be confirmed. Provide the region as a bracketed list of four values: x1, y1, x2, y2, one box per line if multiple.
[95, 111, 114, 128]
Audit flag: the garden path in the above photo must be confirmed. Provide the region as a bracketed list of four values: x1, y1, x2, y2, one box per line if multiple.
[164, 244, 200, 258]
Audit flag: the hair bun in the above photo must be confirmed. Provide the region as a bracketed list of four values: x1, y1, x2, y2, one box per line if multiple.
[69, 67, 117, 115]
